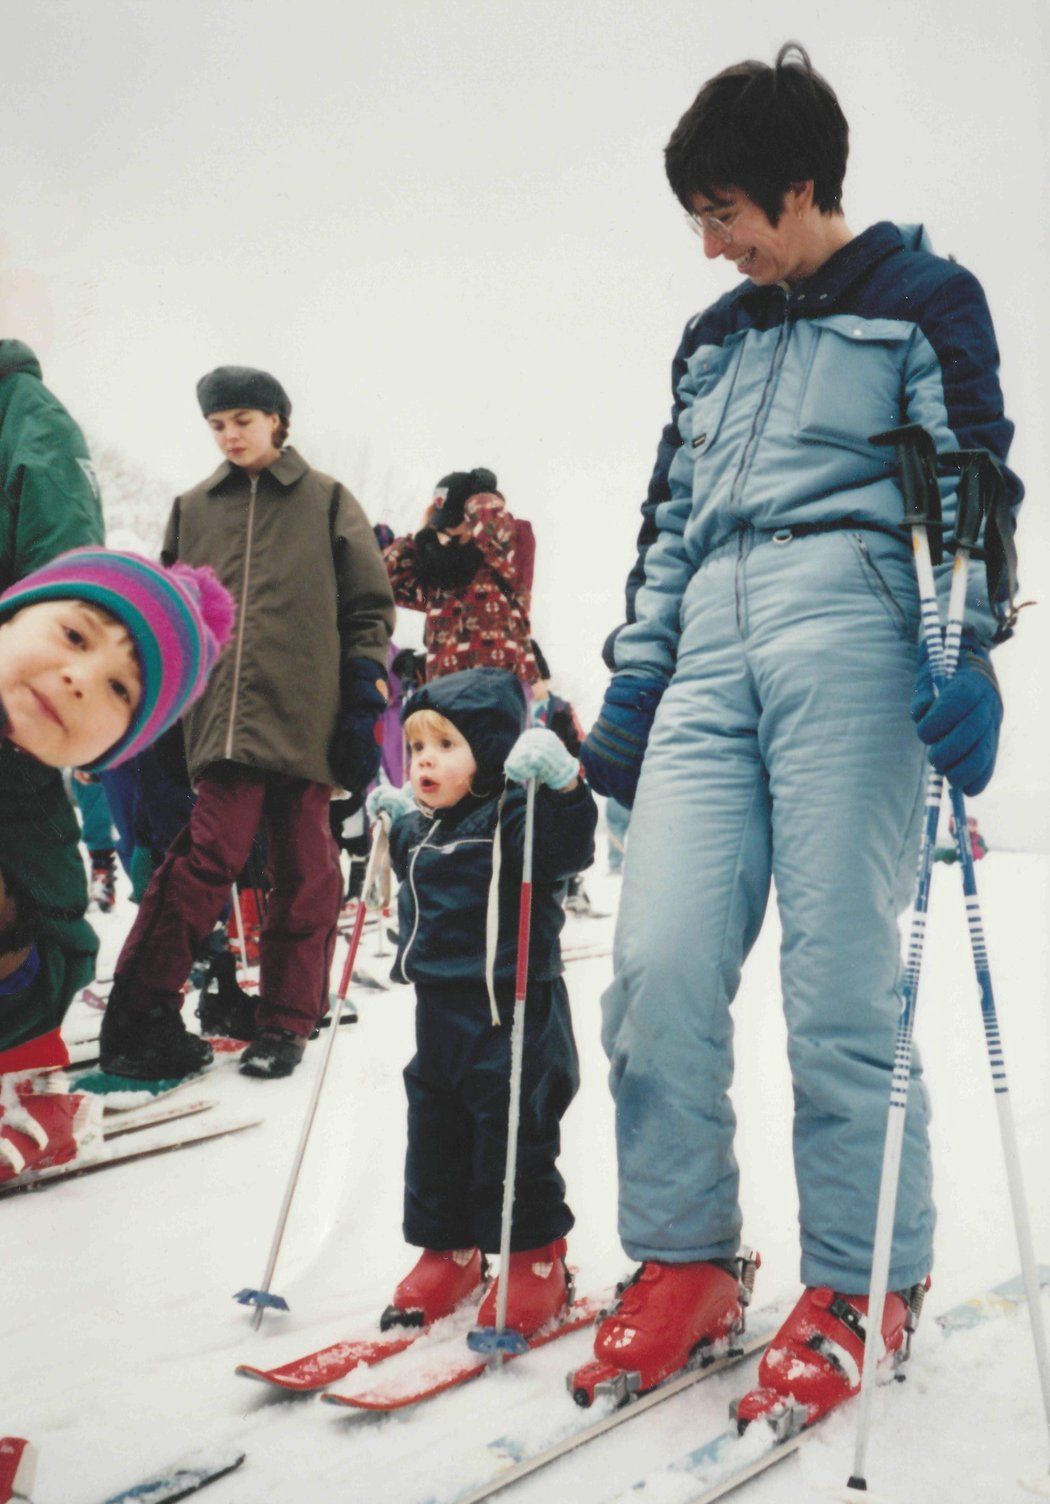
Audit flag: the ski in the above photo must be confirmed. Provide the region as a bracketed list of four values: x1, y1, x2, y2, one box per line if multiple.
[0, 1439, 243, 1504]
[102, 1098, 212, 1139]
[236, 1326, 424, 1393]
[424, 1313, 779, 1504]
[0, 1116, 260, 1197]
[604, 1268, 1050, 1504]
[72, 1069, 198, 1107]
[96, 1447, 245, 1503]
[321, 1290, 613, 1411]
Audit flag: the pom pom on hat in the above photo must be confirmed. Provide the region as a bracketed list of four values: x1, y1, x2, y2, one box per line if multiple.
[0, 548, 236, 771]
[196, 366, 291, 420]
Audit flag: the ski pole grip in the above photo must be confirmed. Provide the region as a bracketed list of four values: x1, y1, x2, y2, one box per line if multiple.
[939, 449, 1005, 555]
[870, 424, 945, 565]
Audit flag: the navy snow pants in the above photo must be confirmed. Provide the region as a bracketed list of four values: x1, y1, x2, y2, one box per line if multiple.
[404, 976, 579, 1253]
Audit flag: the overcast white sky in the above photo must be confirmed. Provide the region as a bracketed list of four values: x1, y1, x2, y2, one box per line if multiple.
[2, 0, 1048, 836]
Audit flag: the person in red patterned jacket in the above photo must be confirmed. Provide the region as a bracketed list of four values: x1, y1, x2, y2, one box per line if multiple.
[382, 468, 537, 685]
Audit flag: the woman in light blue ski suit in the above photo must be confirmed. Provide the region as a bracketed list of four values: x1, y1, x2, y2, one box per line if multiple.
[578, 44, 1021, 1416]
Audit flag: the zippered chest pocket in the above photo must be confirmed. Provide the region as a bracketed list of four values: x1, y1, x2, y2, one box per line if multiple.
[677, 339, 743, 462]
[795, 317, 913, 456]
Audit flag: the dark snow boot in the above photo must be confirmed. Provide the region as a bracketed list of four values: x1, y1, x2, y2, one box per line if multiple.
[239, 1028, 306, 1079]
[196, 951, 257, 1041]
[100, 982, 213, 1082]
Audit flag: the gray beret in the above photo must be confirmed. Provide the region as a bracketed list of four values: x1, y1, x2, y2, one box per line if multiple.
[197, 366, 291, 420]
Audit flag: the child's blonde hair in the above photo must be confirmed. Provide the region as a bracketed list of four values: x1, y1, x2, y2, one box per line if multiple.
[404, 707, 493, 799]
[403, 708, 459, 742]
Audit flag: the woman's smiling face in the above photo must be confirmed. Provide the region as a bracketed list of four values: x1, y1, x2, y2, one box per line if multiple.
[687, 184, 815, 287]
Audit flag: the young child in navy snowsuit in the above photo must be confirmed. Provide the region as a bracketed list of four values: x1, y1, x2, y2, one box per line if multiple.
[368, 667, 597, 1338]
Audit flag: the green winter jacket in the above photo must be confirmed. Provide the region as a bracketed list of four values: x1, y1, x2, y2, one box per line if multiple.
[0, 340, 105, 1054]
[163, 447, 395, 786]
[0, 341, 104, 584]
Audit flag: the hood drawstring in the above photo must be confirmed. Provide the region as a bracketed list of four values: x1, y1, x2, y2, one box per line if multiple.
[484, 791, 507, 1027]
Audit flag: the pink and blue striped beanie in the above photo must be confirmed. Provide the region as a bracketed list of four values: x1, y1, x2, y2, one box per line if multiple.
[0, 547, 236, 770]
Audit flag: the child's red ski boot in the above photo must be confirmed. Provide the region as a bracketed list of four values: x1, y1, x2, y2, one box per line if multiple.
[380, 1247, 487, 1330]
[732, 1280, 928, 1439]
[475, 1238, 572, 1340]
[0, 1075, 101, 1184]
[569, 1252, 758, 1407]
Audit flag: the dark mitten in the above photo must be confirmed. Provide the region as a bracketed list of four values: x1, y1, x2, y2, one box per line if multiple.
[331, 659, 387, 794]
[580, 675, 666, 808]
[412, 528, 484, 589]
[910, 629, 1003, 796]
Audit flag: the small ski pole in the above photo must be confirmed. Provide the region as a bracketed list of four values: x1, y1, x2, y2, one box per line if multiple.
[229, 883, 249, 970]
[467, 778, 538, 1359]
[234, 816, 391, 1329]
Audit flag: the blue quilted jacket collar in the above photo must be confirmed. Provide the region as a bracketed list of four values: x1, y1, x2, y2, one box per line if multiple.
[732, 221, 917, 320]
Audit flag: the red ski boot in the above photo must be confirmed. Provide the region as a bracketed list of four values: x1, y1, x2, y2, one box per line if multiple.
[0, 1075, 101, 1184]
[380, 1247, 487, 1330]
[732, 1280, 928, 1439]
[475, 1238, 572, 1340]
[569, 1252, 758, 1407]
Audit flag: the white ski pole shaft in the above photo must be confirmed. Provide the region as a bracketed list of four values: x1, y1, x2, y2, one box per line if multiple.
[249, 820, 389, 1330]
[493, 778, 537, 1342]
[939, 646, 1050, 1450]
[848, 529, 959, 1490]
[230, 883, 249, 969]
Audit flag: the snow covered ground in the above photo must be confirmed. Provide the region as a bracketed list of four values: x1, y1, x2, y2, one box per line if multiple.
[3, 847, 1049, 1504]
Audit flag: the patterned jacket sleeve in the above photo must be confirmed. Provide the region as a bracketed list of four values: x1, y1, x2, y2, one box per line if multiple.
[382, 533, 429, 612]
[463, 493, 520, 595]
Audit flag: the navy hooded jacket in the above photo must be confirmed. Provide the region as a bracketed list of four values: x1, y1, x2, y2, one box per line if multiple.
[387, 669, 597, 993]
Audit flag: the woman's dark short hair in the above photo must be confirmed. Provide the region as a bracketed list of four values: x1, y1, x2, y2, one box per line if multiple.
[665, 42, 849, 223]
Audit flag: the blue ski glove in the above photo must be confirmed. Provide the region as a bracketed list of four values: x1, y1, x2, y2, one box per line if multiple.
[366, 784, 417, 824]
[504, 727, 579, 790]
[910, 630, 1003, 796]
[579, 674, 666, 809]
[331, 659, 387, 795]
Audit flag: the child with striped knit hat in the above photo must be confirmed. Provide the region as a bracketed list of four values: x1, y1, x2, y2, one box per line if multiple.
[0, 547, 234, 1184]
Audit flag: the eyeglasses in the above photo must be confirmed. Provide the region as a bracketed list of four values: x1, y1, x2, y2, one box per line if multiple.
[685, 207, 737, 245]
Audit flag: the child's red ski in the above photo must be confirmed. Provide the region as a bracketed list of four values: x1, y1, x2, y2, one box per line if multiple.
[236, 1328, 422, 1393]
[321, 1290, 611, 1411]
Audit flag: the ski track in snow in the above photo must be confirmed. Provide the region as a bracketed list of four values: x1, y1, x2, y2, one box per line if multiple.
[3, 855, 1049, 1504]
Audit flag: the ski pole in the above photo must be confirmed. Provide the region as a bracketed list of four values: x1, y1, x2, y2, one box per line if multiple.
[229, 883, 249, 970]
[234, 816, 391, 1329]
[844, 425, 958, 1495]
[849, 436, 1050, 1493]
[937, 458, 1050, 1487]
[467, 778, 538, 1359]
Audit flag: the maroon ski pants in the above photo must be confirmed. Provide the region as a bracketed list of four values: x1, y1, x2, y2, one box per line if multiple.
[114, 763, 340, 1037]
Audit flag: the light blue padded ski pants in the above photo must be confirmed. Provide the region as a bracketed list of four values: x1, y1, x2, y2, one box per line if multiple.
[602, 527, 934, 1290]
